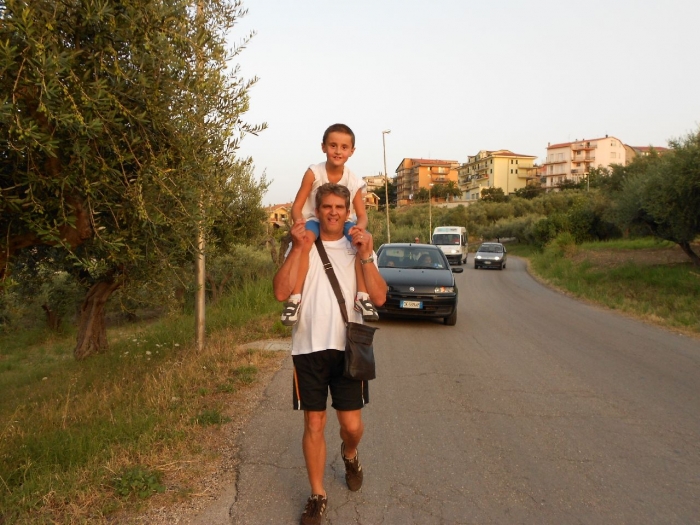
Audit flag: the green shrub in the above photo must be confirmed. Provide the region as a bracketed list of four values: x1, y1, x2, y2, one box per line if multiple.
[112, 466, 165, 499]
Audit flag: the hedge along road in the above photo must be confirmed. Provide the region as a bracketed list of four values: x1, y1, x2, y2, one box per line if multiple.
[196, 256, 700, 524]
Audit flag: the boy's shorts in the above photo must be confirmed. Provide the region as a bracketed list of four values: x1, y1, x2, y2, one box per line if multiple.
[292, 349, 369, 411]
[305, 218, 355, 243]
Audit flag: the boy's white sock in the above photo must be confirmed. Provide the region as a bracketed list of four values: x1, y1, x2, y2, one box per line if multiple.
[289, 293, 302, 303]
[356, 291, 369, 301]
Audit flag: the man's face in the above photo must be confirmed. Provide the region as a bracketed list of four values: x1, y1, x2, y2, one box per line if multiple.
[322, 131, 355, 170]
[316, 193, 349, 237]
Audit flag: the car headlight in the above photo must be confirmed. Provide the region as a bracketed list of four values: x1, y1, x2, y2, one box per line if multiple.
[494, 256, 500, 260]
[475, 255, 482, 259]
[434, 286, 454, 293]
[450, 249, 457, 254]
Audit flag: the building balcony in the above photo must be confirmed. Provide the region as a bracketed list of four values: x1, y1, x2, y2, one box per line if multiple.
[572, 156, 595, 163]
[572, 142, 597, 151]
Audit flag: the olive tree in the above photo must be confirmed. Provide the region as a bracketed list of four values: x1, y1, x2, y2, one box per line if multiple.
[0, 0, 266, 357]
[612, 131, 700, 266]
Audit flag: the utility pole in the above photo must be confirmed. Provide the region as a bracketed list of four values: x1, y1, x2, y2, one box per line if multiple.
[382, 129, 391, 242]
[194, 0, 206, 351]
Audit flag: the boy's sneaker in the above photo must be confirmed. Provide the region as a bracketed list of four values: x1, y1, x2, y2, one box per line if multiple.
[354, 298, 379, 321]
[341, 442, 363, 491]
[300, 493, 327, 525]
[281, 299, 301, 326]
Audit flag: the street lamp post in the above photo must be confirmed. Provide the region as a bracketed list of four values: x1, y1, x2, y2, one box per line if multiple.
[428, 183, 434, 242]
[382, 129, 391, 243]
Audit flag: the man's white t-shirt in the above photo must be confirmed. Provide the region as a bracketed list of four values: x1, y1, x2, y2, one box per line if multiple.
[291, 237, 375, 356]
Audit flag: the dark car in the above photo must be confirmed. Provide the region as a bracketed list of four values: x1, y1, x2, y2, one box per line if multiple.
[474, 242, 507, 270]
[376, 243, 463, 325]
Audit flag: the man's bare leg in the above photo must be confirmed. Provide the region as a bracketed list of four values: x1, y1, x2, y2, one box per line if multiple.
[302, 410, 328, 496]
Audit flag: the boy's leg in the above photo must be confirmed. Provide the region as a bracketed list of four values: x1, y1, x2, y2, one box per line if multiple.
[345, 222, 379, 321]
[353, 256, 378, 321]
[281, 223, 317, 326]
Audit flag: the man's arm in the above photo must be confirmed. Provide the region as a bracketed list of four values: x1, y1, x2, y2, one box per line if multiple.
[351, 229, 387, 307]
[272, 221, 307, 301]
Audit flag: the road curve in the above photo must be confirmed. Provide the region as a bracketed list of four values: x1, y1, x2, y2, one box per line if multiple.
[217, 256, 700, 524]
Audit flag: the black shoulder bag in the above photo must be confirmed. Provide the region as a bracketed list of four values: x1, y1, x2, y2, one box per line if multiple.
[314, 237, 378, 381]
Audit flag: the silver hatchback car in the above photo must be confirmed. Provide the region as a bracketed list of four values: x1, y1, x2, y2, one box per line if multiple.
[474, 242, 507, 270]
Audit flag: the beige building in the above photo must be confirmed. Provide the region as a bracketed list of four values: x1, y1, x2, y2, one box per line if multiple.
[394, 158, 460, 206]
[363, 173, 388, 195]
[542, 135, 626, 190]
[458, 150, 538, 200]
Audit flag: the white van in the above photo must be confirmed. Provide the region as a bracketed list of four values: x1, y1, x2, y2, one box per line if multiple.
[432, 226, 468, 265]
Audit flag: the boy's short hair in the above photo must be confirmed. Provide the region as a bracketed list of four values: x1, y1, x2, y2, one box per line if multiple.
[322, 123, 355, 147]
[315, 183, 351, 210]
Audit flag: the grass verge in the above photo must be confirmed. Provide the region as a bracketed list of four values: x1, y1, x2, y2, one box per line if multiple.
[0, 278, 291, 524]
[514, 238, 700, 335]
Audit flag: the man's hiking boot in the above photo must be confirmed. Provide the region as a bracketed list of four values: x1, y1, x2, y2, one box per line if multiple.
[354, 297, 379, 321]
[300, 493, 327, 525]
[341, 442, 363, 491]
[281, 299, 301, 326]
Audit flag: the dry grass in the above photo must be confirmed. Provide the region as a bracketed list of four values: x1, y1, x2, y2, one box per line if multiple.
[1, 296, 291, 524]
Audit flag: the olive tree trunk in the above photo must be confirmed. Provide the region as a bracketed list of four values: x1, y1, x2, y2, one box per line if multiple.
[74, 279, 122, 360]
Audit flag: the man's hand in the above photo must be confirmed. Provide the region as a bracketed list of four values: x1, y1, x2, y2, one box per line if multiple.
[350, 226, 373, 260]
[290, 218, 307, 248]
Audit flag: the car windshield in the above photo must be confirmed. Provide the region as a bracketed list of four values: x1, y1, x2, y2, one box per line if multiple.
[478, 245, 503, 253]
[379, 248, 445, 269]
[432, 233, 460, 245]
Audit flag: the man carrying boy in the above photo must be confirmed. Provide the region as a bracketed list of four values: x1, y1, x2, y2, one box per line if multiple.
[273, 183, 387, 525]
[280, 123, 379, 326]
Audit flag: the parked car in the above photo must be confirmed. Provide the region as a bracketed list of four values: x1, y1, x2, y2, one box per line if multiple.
[376, 243, 463, 325]
[474, 242, 507, 270]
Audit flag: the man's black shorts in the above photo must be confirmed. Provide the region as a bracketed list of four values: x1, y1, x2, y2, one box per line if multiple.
[292, 349, 369, 411]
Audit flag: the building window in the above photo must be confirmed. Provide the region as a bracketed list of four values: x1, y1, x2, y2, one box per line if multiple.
[510, 169, 513, 174]
[516, 159, 519, 164]
[516, 169, 518, 174]
[610, 152, 617, 159]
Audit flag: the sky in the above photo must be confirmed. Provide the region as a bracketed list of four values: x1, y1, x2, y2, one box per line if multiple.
[233, 0, 700, 206]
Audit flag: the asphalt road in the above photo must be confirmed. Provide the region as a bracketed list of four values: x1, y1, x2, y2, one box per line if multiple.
[202, 256, 700, 524]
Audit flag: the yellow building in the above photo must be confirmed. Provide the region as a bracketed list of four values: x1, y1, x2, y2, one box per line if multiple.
[265, 203, 291, 231]
[394, 158, 460, 206]
[458, 150, 538, 200]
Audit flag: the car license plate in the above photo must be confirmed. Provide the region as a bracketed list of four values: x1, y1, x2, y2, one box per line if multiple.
[401, 300, 422, 309]
[484, 261, 491, 265]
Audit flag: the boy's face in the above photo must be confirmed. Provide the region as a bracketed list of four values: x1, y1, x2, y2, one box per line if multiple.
[322, 131, 355, 170]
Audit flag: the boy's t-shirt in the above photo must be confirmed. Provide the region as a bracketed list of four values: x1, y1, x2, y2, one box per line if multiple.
[301, 162, 366, 222]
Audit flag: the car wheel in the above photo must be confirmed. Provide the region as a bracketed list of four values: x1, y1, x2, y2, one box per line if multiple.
[444, 308, 457, 326]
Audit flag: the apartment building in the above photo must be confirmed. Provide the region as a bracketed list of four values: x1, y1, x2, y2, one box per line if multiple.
[542, 135, 625, 190]
[394, 158, 460, 206]
[363, 173, 388, 195]
[624, 145, 670, 164]
[458, 150, 538, 200]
